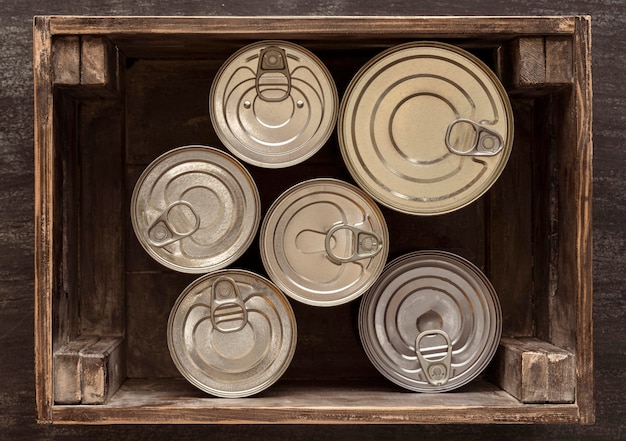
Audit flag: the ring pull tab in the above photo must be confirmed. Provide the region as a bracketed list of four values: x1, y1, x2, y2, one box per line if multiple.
[445, 118, 504, 156]
[415, 329, 453, 386]
[147, 201, 200, 247]
[210, 276, 248, 333]
[255, 46, 291, 103]
[324, 223, 383, 264]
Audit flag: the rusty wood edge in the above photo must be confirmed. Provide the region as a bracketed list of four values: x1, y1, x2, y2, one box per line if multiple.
[43, 15, 576, 37]
[49, 403, 580, 425]
[33, 15, 54, 424]
[573, 15, 594, 426]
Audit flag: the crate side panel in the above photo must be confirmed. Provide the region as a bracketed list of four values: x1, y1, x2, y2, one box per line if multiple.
[78, 99, 126, 336]
[487, 98, 534, 337]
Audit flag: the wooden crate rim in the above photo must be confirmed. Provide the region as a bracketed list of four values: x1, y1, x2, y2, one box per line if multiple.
[37, 15, 586, 37]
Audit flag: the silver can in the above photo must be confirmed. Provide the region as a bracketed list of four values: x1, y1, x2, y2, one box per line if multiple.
[260, 178, 389, 307]
[168, 269, 297, 398]
[338, 41, 514, 215]
[131, 145, 260, 274]
[210, 40, 338, 168]
[359, 251, 502, 392]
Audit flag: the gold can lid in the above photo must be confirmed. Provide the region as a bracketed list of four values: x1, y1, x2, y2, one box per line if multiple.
[338, 42, 513, 215]
[130, 145, 260, 274]
[358, 251, 502, 392]
[260, 178, 389, 306]
[168, 269, 297, 397]
[210, 40, 338, 168]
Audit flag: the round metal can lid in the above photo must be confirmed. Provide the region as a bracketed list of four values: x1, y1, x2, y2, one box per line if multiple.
[210, 40, 338, 168]
[168, 269, 297, 398]
[260, 178, 389, 307]
[131, 145, 260, 274]
[358, 250, 502, 392]
[338, 41, 514, 215]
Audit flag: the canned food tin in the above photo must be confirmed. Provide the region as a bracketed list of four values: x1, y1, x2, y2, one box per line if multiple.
[260, 178, 389, 307]
[359, 251, 502, 392]
[131, 145, 260, 274]
[338, 42, 514, 215]
[168, 269, 297, 398]
[210, 40, 338, 168]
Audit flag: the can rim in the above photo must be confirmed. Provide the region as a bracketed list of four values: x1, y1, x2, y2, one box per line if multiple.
[210, 40, 339, 168]
[167, 269, 297, 398]
[358, 250, 502, 392]
[260, 177, 390, 307]
[130, 145, 261, 274]
[338, 41, 514, 216]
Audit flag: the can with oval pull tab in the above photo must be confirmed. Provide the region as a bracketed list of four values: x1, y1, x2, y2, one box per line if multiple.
[358, 250, 502, 392]
[210, 40, 338, 168]
[131, 145, 260, 274]
[260, 178, 389, 307]
[168, 269, 297, 398]
[338, 41, 514, 215]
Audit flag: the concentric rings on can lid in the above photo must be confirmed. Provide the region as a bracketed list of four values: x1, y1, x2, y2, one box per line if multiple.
[358, 251, 502, 392]
[260, 178, 389, 307]
[338, 41, 514, 215]
[210, 40, 338, 168]
[131, 145, 260, 274]
[168, 269, 297, 398]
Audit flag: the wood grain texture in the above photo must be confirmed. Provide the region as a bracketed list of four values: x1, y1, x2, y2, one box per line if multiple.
[1, 2, 623, 440]
[488, 338, 575, 404]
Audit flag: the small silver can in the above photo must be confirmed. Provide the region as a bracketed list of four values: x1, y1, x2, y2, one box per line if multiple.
[210, 40, 338, 168]
[260, 178, 389, 306]
[168, 269, 297, 398]
[338, 41, 514, 215]
[131, 145, 260, 274]
[359, 251, 502, 392]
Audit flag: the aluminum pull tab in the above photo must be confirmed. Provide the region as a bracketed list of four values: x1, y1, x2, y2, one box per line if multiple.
[147, 201, 200, 247]
[325, 223, 383, 264]
[445, 118, 504, 156]
[415, 329, 453, 386]
[256, 46, 291, 102]
[210, 276, 248, 333]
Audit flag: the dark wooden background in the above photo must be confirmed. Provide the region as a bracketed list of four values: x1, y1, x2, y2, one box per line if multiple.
[2, 0, 624, 439]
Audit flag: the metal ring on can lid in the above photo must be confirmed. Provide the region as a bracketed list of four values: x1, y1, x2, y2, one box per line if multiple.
[131, 145, 260, 274]
[260, 178, 389, 307]
[358, 250, 502, 392]
[210, 40, 338, 168]
[168, 269, 297, 398]
[338, 41, 514, 215]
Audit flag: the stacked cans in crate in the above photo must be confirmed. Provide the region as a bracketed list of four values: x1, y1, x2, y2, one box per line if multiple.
[131, 40, 513, 397]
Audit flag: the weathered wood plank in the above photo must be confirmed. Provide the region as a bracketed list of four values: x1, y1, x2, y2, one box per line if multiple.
[47, 16, 576, 38]
[81, 337, 126, 405]
[78, 99, 125, 337]
[511, 37, 546, 88]
[545, 37, 573, 84]
[52, 336, 98, 404]
[33, 14, 55, 423]
[487, 99, 534, 337]
[488, 338, 575, 404]
[51, 36, 80, 86]
[571, 15, 594, 425]
[49, 379, 580, 425]
[80, 36, 119, 94]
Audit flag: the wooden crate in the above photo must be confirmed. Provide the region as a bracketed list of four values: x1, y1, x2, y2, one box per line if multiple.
[34, 16, 593, 424]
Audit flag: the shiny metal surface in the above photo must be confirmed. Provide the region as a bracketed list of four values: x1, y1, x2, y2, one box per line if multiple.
[260, 178, 389, 307]
[358, 250, 502, 392]
[338, 41, 513, 215]
[210, 40, 338, 168]
[131, 145, 260, 273]
[168, 269, 297, 398]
